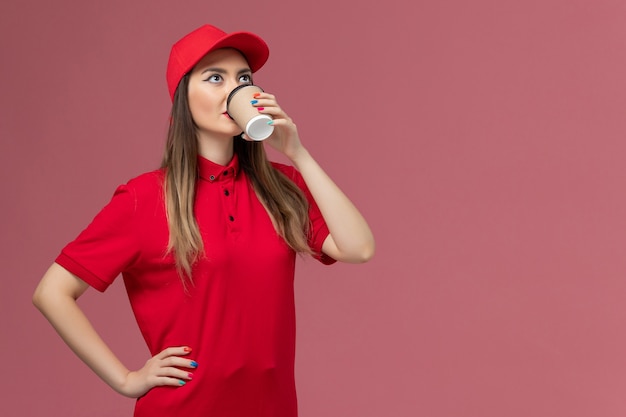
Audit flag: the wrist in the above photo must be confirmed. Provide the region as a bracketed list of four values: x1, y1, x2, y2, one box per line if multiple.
[112, 369, 140, 398]
[288, 146, 311, 168]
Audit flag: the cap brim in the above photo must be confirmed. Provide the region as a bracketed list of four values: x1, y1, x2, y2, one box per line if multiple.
[210, 31, 269, 73]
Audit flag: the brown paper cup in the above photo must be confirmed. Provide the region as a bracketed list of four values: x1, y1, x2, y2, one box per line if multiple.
[227, 84, 274, 141]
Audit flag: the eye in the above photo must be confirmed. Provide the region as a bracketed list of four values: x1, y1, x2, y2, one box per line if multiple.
[204, 74, 223, 83]
[239, 74, 252, 84]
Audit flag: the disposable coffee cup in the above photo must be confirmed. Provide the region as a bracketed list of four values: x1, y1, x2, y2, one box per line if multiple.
[227, 84, 274, 141]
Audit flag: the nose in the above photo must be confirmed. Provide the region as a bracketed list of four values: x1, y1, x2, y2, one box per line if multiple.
[225, 79, 240, 97]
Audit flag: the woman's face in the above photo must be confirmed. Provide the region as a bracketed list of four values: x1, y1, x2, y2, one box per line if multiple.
[187, 48, 252, 141]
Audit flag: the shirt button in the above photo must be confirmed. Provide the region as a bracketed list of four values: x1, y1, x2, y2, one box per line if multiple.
[224, 189, 230, 196]
[229, 215, 235, 222]
[209, 175, 215, 181]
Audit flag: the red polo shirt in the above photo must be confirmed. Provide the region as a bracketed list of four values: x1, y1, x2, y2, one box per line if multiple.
[55, 154, 335, 417]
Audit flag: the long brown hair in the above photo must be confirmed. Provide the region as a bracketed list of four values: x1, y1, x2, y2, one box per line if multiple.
[161, 74, 313, 282]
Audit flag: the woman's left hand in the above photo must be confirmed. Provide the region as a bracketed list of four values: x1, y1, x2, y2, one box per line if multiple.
[243, 92, 306, 161]
[244, 93, 375, 264]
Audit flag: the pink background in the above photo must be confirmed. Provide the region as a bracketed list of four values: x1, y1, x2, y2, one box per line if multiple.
[2, 0, 626, 416]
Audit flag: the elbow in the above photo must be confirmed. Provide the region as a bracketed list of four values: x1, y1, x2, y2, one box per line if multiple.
[348, 241, 376, 264]
[32, 274, 59, 313]
[359, 242, 376, 263]
[32, 283, 48, 312]
[324, 234, 375, 264]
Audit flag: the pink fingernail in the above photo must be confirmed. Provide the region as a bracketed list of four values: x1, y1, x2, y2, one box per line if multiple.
[257, 107, 265, 111]
[183, 347, 192, 352]
[188, 373, 194, 379]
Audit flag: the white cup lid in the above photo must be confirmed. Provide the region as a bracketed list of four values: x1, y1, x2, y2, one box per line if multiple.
[246, 115, 274, 141]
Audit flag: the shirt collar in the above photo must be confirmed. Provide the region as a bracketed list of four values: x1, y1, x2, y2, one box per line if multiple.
[198, 153, 240, 183]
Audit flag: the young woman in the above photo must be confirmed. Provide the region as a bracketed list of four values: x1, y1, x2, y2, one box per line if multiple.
[33, 24, 374, 417]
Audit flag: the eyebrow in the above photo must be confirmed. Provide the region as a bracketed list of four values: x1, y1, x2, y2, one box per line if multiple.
[201, 67, 251, 75]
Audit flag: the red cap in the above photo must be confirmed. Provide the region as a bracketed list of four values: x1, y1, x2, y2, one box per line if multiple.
[166, 24, 269, 101]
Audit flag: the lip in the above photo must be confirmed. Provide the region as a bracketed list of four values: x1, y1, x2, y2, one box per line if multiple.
[222, 112, 233, 120]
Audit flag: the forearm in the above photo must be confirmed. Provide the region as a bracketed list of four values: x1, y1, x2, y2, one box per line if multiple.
[290, 147, 375, 263]
[249, 92, 374, 262]
[33, 267, 131, 395]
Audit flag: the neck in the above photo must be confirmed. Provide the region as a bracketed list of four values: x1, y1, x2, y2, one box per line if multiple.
[197, 134, 235, 166]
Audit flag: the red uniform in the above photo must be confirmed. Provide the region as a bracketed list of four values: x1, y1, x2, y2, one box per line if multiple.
[56, 154, 334, 417]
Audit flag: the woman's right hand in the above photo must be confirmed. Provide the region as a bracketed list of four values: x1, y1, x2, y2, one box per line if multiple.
[118, 346, 197, 398]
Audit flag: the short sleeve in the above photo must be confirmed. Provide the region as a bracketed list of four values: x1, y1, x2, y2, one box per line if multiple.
[272, 163, 336, 265]
[55, 184, 141, 292]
